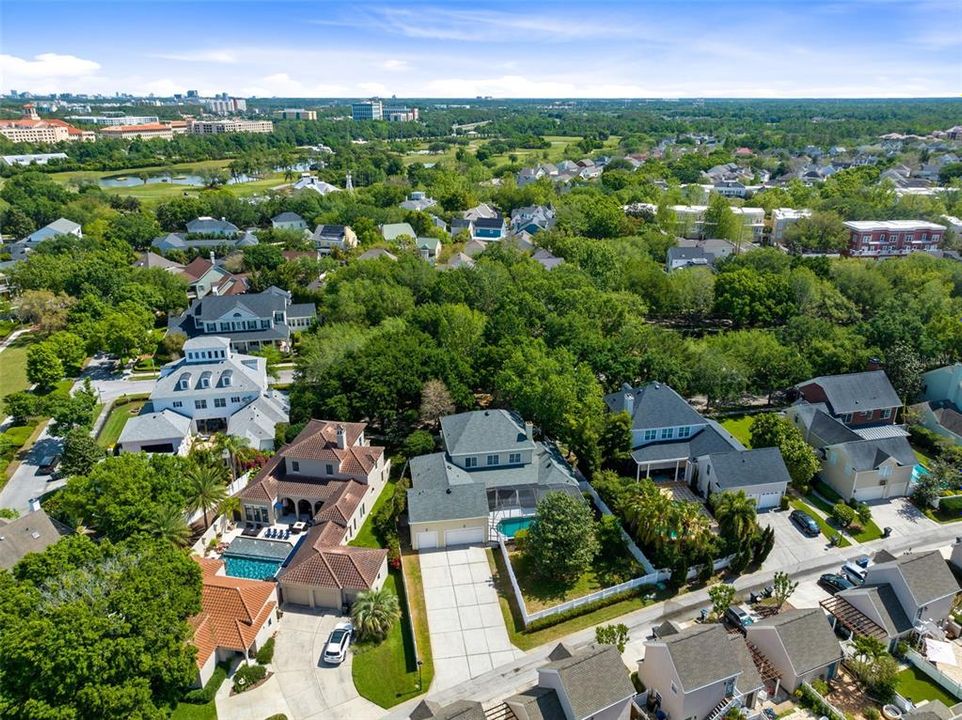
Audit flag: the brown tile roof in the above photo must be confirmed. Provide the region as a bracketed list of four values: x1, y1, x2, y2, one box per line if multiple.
[278, 535, 386, 590]
[181, 256, 215, 281]
[190, 558, 277, 668]
[284, 419, 384, 475]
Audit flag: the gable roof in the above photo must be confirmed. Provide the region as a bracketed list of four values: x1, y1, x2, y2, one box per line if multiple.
[277, 535, 386, 590]
[790, 403, 862, 447]
[409, 700, 486, 720]
[752, 608, 842, 676]
[605, 382, 706, 431]
[833, 436, 916, 470]
[799, 371, 901, 415]
[705, 447, 792, 489]
[838, 584, 913, 637]
[542, 644, 634, 719]
[381, 222, 417, 241]
[656, 623, 740, 692]
[132, 251, 183, 271]
[0, 510, 71, 570]
[117, 410, 192, 445]
[506, 686, 566, 720]
[441, 409, 535, 456]
[272, 211, 304, 223]
[27, 217, 81, 243]
[870, 551, 960, 608]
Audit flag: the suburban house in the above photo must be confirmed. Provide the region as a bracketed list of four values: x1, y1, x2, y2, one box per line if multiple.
[179, 254, 249, 299]
[827, 550, 959, 650]
[843, 220, 946, 258]
[168, 286, 316, 352]
[407, 410, 583, 550]
[23, 217, 82, 246]
[416, 236, 441, 262]
[451, 215, 507, 242]
[914, 364, 962, 445]
[795, 371, 902, 428]
[152, 216, 259, 252]
[117, 336, 288, 452]
[132, 251, 184, 273]
[638, 623, 765, 720]
[399, 191, 437, 212]
[604, 382, 743, 482]
[235, 419, 390, 608]
[770, 208, 812, 245]
[533, 248, 564, 270]
[510, 205, 556, 235]
[381, 222, 418, 243]
[666, 238, 736, 271]
[506, 643, 636, 720]
[0, 509, 71, 570]
[312, 224, 357, 254]
[271, 211, 308, 231]
[440, 252, 476, 271]
[745, 609, 843, 694]
[786, 402, 915, 501]
[693, 447, 791, 510]
[190, 557, 278, 686]
[358, 248, 398, 262]
[292, 175, 340, 195]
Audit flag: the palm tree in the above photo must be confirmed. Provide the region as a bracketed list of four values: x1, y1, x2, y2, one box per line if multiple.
[351, 588, 401, 642]
[150, 504, 190, 547]
[186, 463, 228, 530]
[214, 433, 251, 481]
[219, 496, 241, 528]
[711, 490, 757, 543]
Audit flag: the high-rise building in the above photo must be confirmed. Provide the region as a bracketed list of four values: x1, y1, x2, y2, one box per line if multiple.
[351, 99, 383, 121]
[274, 108, 317, 121]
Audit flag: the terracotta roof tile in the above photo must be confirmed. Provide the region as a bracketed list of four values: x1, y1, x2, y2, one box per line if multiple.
[279, 540, 386, 590]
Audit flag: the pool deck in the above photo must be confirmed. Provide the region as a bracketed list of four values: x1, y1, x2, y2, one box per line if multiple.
[488, 508, 536, 542]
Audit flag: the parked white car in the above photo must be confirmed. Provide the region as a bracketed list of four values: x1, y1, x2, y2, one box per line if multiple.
[322, 622, 354, 665]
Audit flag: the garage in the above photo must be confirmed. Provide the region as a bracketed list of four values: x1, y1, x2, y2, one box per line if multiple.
[751, 491, 784, 510]
[445, 526, 485, 547]
[855, 485, 888, 502]
[280, 584, 312, 606]
[415, 531, 438, 550]
[280, 583, 342, 609]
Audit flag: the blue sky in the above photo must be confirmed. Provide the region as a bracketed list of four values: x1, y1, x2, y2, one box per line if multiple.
[1, 0, 959, 98]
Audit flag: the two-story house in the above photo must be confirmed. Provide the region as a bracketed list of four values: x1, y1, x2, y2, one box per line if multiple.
[152, 216, 260, 253]
[117, 336, 288, 452]
[746, 609, 843, 694]
[604, 382, 744, 483]
[399, 191, 438, 212]
[693, 447, 791, 510]
[913, 363, 962, 446]
[828, 550, 959, 651]
[451, 215, 507, 242]
[179, 254, 248, 299]
[795, 371, 902, 428]
[312, 224, 357, 254]
[168, 286, 315, 352]
[407, 409, 584, 550]
[638, 623, 764, 720]
[271, 211, 308, 231]
[510, 205, 556, 235]
[234, 419, 391, 609]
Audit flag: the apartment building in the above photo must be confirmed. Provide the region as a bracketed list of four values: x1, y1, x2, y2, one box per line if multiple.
[843, 220, 947, 258]
[274, 109, 317, 120]
[188, 119, 273, 135]
[100, 123, 175, 140]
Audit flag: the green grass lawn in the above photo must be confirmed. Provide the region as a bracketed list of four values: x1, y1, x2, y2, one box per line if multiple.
[911, 445, 933, 469]
[169, 701, 217, 720]
[789, 499, 851, 547]
[895, 666, 961, 706]
[348, 479, 397, 548]
[805, 486, 884, 543]
[0, 320, 19, 342]
[508, 543, 643, 612]
[0, 333, 36, 400]
[720, 415, 754, 448]
[487, 548, 662, 651]
[351, 567, 434, 707]
[96, 398, 148, 448]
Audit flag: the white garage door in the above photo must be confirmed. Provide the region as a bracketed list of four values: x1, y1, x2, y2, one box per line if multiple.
[754, 492, 783, 510]
[281, 585, 312, 606]
[415, 531, 438, 550]
[855, 485, 887, 502]
[445, 527, 485, 546]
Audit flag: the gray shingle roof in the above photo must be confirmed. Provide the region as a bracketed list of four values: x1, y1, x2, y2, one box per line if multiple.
[413, 700, 486, 720]
[837, 436, 916, 470]
[904, 700, 957, 720]
[272, 212, 304, 223]
[542, 644, 635, 719]
[43, 217, 82, 234]
[605, 382, 706, 431]
[657, 624, 740, 692]
[668, 246, 714, 264]
[799, 371, 901, 415]
[505, 686, 566, 720]
[0, 510, 71, 570]
[441, 409, 535, 456]
[705, 447, 792, 490]
[872, 551, 960, 607]
[117, 410, 191, 445]
[731, 636, 765, 695]
[631, 421, 743, 464]
[751, 608, 842, 676]
[186, 216, 240, 235]
[791, 403, 862, 447]
[838, 584, 913, 637]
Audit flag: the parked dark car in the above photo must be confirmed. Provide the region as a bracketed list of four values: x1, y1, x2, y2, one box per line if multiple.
[724, 605, 755, 633]
[818, 573, 855, 594]
[790, 509, 820, 537]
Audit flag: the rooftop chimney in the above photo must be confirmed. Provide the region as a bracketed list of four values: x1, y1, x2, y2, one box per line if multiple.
[624, 392, 634, 418]
[209, 251, 215, 264]
[336, 424, 348, 450]
[525, 421, 534, 442]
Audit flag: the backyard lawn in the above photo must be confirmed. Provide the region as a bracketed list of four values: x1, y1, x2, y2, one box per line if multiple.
[895, 666, 960, 706]
[720, 415, 754, 448]
[351, 565, 434, 708]
[789, 499, 851, 547]
[0, 333, 36, 400]
[169, 701, 216, 720]
[487, 548, 661, 651]
[96, 397, 149, 448]
[804, 488, 884, 543]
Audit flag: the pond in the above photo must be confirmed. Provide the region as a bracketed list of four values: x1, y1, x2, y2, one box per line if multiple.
[97, 162, 313, 188]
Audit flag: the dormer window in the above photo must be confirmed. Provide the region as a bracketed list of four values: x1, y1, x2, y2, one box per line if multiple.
[464, 457, 478, 468]
[486, 454, 499, 466]
[291, 461, 300, 472]
[326, 463, 334, 475]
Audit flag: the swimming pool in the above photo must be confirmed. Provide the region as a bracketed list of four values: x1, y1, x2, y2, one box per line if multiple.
[913, 463, 929, 482]
[224, 555, 283, 580]
[497, 516, 535, 538]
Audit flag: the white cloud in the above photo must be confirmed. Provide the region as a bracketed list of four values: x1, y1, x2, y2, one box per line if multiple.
[152, 50, 238, 63]
[358, 81, 388, 95]
[382, 59, 410, 71]
[0, 53, 102, 94]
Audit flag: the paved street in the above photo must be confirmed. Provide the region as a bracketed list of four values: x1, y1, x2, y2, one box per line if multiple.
[0, 421, 64, 512]
[420, 545, 524, 690]
[215, 606, 382, 720]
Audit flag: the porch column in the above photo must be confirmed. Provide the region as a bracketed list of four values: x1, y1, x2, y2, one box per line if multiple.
[636, 462, 641, 482]
[645, 462, 651, 479]
[773, 678, 781, 699]
[674, 460, 680, 481]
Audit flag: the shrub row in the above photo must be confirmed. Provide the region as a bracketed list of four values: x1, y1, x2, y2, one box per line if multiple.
[182, 664, 228, 704]
[232, 663, 266, 694]
[524, 585, 655, 632]
[255, 636, 275, 664]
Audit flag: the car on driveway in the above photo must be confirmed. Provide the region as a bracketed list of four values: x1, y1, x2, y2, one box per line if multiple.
[818, 573, 855, 594]
[841, 561, 867, 585]
[789, 509, 820, 537]
[725, 605, 756, 633]
[322, 621, 354, 665]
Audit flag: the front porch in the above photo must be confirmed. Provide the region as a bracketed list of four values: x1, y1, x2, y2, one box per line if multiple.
[634, 456, 691, 483]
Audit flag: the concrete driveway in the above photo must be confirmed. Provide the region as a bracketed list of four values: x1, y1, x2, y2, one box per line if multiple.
[216, 606, 382, 720]
[760, 509, 834, 570]
[420, 545, 523, 691]
[867, 498, 936, 538]
[0, 422, 66, 513]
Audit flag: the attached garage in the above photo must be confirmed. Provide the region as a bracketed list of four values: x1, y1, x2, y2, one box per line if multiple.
[445, 526, 485, 546]
[750, 490, 784, 510]
[414, 531, 439, 550]
[279, 583, 341, 609]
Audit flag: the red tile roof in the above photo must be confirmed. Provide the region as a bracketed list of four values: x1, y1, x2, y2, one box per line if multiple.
[278, 531, 386, 590]
[190, 558, 277, 668]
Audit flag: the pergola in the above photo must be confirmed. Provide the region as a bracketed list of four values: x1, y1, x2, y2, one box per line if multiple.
[820, 596, 889, 642]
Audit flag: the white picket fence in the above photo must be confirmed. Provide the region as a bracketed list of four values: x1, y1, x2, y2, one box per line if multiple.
[905, 648, 962, 701]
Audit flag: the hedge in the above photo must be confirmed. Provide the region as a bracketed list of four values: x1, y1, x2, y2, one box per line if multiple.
[939, 495, 962, 514]
[255, 636, 275, 664]
[182, 664, 228, 704]
[232, 663, 267, 693]
[524, 585, 656, 632]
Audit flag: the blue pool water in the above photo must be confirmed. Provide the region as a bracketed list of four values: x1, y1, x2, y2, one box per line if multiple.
[913, 463, 929, 482]
[497, 516, 535, 537]
[224, 555, 283, 580]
